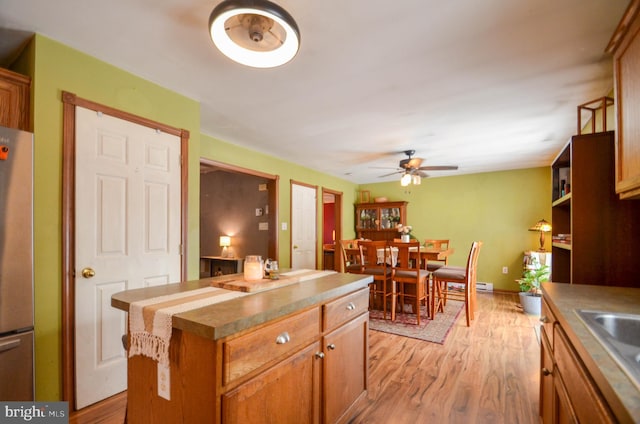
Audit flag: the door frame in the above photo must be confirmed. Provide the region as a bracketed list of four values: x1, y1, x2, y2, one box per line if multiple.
[199, 158, 279, 260]
[321, 188, 343, 271]
[60, 91, 190, 410]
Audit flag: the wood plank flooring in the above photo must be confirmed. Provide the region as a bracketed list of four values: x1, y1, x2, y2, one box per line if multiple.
[348, 291, 541, 424]
[69, 291, 540, 424]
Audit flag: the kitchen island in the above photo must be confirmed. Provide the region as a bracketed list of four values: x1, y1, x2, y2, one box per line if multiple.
[540, 283, 640, 423]
[111, 271, 372, 424]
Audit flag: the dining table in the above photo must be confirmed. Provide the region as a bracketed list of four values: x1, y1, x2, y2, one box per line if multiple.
[376, 245, 455, 268]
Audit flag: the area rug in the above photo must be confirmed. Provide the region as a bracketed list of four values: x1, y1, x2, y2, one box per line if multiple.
[369, 300, 464, 344]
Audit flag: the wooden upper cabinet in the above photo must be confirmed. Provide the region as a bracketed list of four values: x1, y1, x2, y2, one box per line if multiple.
[354, 201, 407, 241]
[607, 0, 640, 199]
[0, 67, 31, 131]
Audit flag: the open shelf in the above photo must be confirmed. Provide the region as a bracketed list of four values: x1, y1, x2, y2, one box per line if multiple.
[552, 193, 571, 207]
[552, 242, 571, 251]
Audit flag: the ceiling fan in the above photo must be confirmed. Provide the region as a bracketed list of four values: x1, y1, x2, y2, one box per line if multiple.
[377, 150, 459, 179]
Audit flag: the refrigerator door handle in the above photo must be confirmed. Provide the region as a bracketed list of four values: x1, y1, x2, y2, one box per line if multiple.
[0, 339, 21, 353]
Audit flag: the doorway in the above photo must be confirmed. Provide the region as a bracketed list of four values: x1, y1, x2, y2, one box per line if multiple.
[322, 188, 342, 271]
[199, 160, 278, 269]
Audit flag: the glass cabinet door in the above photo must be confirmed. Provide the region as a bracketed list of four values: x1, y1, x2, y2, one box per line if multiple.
[357, 208, 377, 229]
[379, 207, 400, 230]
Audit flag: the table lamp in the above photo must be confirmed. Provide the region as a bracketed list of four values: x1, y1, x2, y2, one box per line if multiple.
[529, 219, 552, 251]
[219, 236, 231, 257]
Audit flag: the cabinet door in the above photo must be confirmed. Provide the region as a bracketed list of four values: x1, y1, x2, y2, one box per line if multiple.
[379, 206, 400, 230]
[222, 342, 321, 424]
[323, 314, 368, 424]
[539, 329, 554, 424]
[0, 68, 30, 131]
[357, 207, 378, 230]
[612, 6, 640, 199]
[554, 327, 615, 423]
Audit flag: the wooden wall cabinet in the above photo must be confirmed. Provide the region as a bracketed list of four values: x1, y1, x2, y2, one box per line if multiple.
[355, 201, 407, 241]
[607, 0, 640, 199]
[550, 132, 640, 287]
[539, 298, 615, 424]
[0, 67, 30, 131]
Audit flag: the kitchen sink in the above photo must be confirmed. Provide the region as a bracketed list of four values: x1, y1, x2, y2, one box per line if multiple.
[575, 310, 640, 390]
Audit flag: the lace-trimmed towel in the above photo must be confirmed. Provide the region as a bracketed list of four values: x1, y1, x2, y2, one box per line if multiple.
[128, 286, 248, 399]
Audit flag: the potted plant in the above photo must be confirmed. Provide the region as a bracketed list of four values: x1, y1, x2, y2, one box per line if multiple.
[516, 258, 550, 315]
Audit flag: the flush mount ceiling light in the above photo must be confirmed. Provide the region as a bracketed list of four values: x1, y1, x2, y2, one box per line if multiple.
[209, 0, 300, 68]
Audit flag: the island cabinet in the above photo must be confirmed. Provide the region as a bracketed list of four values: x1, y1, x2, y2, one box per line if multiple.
[540, 283, 640, 424]
[606, 0, 640, 199]
[115, 273, 371, 424]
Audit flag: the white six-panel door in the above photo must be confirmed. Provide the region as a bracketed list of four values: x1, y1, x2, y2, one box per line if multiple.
[291, 183, 317, 270]
[74, 107, 181, 409]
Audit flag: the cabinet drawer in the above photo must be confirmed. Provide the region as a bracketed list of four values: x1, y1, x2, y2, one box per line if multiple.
[554, 326, 615, 424]
[223, 307, 320, 385]
[323, 288, 369, 332]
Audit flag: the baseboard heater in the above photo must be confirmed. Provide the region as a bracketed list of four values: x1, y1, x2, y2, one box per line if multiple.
[447, 282, 493, 292]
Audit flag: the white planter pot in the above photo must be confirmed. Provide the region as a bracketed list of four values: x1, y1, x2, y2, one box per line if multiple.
[401, 234, 410, 243]
[519, 292, 541, 315]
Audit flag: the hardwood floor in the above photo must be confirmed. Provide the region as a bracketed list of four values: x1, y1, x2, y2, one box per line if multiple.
[348, 291, 541, 424]
[69, 291, 540, 424]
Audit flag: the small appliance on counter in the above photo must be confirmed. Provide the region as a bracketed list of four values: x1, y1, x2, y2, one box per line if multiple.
[0, 125, 34, 401]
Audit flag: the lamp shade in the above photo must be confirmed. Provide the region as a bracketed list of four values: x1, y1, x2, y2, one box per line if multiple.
[528, 219, 552, 233]
[219, 236, 231, 247]
[209, 0, 300, 68]
[400, 173, 412, 186]
[529, 218, 552, 251]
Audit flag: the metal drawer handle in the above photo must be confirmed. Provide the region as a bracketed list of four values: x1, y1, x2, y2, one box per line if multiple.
[315, 352, 325, 359]
[327, 343, 336, 350]
[275, 332, 291, 345]
[539, 316, 549, 323]
[346, 302, 356, 311]
[542, 367, 552, 376]
[0, 339, 21, 353]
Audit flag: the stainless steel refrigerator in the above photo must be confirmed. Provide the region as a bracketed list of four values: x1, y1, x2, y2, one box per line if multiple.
[0, 125, 34, 401]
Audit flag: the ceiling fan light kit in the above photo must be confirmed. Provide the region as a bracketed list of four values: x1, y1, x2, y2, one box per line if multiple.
[377, 150, 458, 185]
[209, 0, 300, 68]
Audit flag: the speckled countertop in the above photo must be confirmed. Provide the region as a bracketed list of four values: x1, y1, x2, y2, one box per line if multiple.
[542, 282, 640, 423]
[112, 272, 372, 341]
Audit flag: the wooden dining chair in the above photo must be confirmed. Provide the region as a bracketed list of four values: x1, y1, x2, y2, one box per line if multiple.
[338, 239, 363, 274]
[432, 241, 483, 326]
[359, 240, 395, 320]
[422, 239, 450, 272]
[389, 240, 430, 324]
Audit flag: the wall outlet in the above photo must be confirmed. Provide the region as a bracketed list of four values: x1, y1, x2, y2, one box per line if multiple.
[502, 266, 508, 274]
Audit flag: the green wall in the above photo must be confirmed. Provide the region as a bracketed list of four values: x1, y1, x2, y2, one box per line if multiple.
[23, 34, 551, 402]
[29, 35, 201, 401]
[359, 167, 552, 291]
[199, 133, 360, 266]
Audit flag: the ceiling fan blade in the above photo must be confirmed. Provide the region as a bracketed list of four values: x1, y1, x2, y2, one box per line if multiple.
[369, 166, 401, 170]
[418, 165, 459, 171]
[378, 170, 403, 178]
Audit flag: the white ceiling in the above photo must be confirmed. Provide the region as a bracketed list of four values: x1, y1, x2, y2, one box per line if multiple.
[0, 0, 630, 183]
